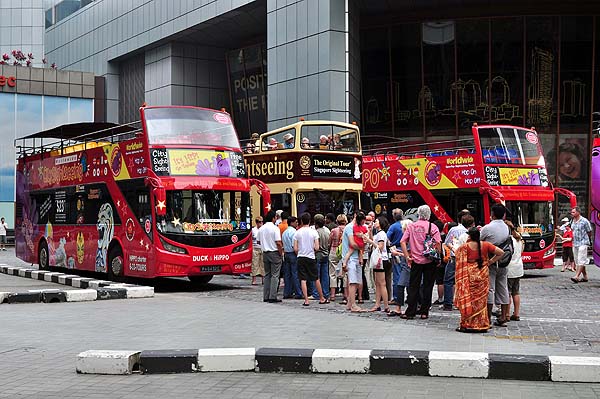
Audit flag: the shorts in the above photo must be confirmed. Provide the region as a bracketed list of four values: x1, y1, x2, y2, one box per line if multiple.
[562, 246, 574, 263]
[0, 235, 6, 244]
[435, 264, 445, 285]
[488, 263, 509, 305]
[373, 265, 386, 273]
[574, 245, 588, 266]
[507, 277, 520, 296]
[346, 257, 362, 284]
[297, 256, 318, 282]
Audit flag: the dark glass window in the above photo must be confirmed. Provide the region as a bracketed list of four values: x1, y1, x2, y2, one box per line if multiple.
[361, 28, 391, 136]
[390, 24, 423, 138]
[456, 20, 489, 135]
[422, 21, 456, 137]
[491, 18, 524, 127]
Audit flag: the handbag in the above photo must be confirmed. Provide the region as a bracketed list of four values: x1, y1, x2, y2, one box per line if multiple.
[369, 248, 383, 270]
[422, 222, 441, 262]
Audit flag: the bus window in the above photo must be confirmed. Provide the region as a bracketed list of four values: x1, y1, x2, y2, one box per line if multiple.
[117, 179, 152, 224]
[300, 125, 359, 152]
[478, 127, 542, 166]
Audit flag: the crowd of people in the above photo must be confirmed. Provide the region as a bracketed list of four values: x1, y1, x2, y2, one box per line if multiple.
[250, 204, 593, 333]
[244, 132, 344, 153]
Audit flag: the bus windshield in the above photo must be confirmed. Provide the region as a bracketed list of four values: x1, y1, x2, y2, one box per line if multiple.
[159, 190, 251, 235]
[145, 107, 241, 149]
[505, 201, 554, 237]
[478, 127, 543, 166]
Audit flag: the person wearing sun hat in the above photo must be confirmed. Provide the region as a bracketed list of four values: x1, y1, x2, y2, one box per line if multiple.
[283, 132, 295, 149]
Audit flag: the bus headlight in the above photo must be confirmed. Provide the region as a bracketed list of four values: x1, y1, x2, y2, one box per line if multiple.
[544, 246, 555, 257]
[232, 240, 250, 253]
[160, 237, 188, 254]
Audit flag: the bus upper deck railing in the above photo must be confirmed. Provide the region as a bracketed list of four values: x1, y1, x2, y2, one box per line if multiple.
[362, 138, 476, 160]
[15, 121, 142, 158]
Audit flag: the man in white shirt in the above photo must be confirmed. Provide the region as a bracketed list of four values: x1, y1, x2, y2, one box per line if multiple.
[295, 213, 326, 306]
[0, 217, 7, 251]
[257, 211, 283, 303]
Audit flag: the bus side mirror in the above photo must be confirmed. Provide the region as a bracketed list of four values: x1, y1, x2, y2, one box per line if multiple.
[154, 187, 167, 216]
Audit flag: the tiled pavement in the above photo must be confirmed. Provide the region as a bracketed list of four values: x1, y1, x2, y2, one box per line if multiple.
[2, 248, 600, 397]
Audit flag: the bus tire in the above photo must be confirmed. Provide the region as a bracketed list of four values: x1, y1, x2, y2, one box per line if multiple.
[38, 240, 49, 270]
[107, 245, 124, 281]
[188, 275, 213, 285]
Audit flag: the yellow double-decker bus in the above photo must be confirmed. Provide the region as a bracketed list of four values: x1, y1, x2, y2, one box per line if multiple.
[245, 120, 362, 217]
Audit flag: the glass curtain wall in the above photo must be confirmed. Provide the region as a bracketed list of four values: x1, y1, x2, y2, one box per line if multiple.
[0, 93, 94, 226]
[361, 15, 598, 216]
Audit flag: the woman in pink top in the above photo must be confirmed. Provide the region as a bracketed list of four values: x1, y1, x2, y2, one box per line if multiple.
[400, 205, 441, 320]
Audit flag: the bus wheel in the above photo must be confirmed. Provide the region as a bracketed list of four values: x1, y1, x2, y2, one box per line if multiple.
[38, 241, 49, 270]
[188, 275, 213, 285]
[108, 246, 124, 281]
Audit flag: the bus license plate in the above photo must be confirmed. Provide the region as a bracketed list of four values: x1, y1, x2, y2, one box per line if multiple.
[523, 262, 536, 269]
[200, 266, 222, 272]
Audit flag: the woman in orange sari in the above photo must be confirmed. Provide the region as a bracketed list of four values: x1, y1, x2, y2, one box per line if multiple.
[454, 227, 504, 332]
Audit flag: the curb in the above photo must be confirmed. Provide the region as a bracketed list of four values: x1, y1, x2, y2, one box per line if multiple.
[75, 347, 600, 382]
[0, 265, 154, 304]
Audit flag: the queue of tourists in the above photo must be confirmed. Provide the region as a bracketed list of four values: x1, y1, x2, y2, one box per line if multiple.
[251, 204, 592, 333]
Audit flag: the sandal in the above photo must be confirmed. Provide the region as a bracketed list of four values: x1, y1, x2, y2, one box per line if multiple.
[369, 306, 381, 312]
[509, 315, 520, 321]
[387, 311, 402, 317]
[493, 319, 507, 327]
[571, 277, 580, 283]
[341, 299, 348, 305]
[383, 308, 391, 313]
[581, 278, 589, 282]
[420, 314, 429, 320]
[302, 303, 310, 307]
[319, 300, 328, 304]
[357, 300, 364, 304]
[400, 314, 414, 320]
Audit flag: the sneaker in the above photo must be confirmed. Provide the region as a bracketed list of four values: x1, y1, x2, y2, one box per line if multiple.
[307, 295, 315, 300]
[441, 305, 453, 311]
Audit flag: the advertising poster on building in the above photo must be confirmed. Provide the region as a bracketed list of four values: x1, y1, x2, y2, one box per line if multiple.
[227, 44, 267, 139]
[545, 135, 589, 219]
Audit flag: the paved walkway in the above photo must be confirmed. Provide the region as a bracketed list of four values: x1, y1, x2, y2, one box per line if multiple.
[2, 249, 600, 397]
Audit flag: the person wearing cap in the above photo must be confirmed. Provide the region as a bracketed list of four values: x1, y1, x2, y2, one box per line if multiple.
[319, 135, 329, 150]
[268, 137, 279, 150]
[559, 217, 570, 233]
[251, 216, 265, 285]
[283, 133, 295, 149]
[301, 137, 311, 149]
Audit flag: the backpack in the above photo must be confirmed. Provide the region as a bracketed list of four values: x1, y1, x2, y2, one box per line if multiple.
[497, 235, 514, 268]
[422, 222, 441, 262]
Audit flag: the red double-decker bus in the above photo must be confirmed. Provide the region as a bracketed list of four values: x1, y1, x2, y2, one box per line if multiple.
[15, 106, 270, 284]
[362, 124, 576, 269]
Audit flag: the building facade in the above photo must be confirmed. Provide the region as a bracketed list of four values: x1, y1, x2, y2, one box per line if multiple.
[0, 65, 102, 225]
[44, 0, 600, 217]
[0, 0, 45, 67]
